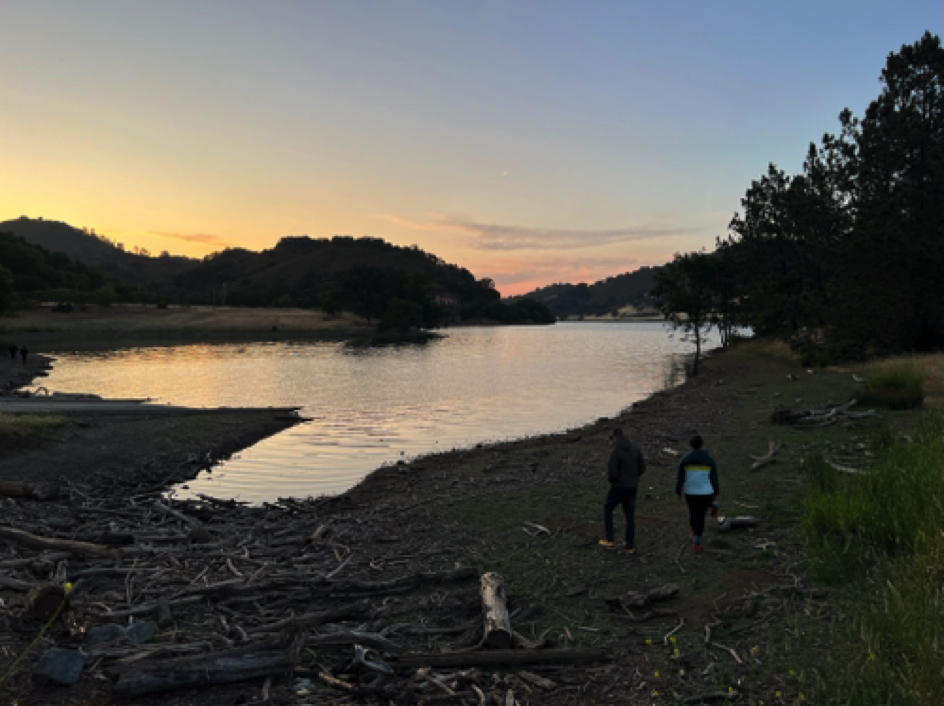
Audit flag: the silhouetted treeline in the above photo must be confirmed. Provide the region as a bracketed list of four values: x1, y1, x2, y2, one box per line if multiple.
[0, 221, 554, 329]
[515, 267, 659, 318]
[653, 33, 943, 364]
[0, 232, 127, 314]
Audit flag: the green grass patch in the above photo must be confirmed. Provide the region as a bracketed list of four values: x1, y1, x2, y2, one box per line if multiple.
[797, 413, 942, 704]
[0, 413, 64, 450]
[857, 360, 925, 410]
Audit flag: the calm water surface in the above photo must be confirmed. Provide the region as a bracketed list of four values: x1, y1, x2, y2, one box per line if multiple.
[37, 323, 717, 502]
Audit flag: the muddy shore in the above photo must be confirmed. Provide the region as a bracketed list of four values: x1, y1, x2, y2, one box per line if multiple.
[0, 334, 892, 705]
[0, 350, 304, 487]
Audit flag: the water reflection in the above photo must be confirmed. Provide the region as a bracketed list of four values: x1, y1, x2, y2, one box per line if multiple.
[36, 322, 718, 502]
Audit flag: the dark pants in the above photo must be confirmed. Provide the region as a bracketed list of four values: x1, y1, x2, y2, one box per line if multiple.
[686, 494, 715, 538]
[604, 486, 637, 548]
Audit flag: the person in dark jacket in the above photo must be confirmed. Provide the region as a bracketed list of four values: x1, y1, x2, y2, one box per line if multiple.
[675, 435, 719, 553]
[600, 427, 646, 555]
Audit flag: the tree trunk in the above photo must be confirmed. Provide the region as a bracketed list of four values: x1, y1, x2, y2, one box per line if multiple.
[480, 572, 513, 649]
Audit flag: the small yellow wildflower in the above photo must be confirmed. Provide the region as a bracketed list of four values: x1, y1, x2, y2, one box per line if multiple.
[654, 671, 660, 678]
[64, 582, 73, 593]
[670, 636, 677, 643]
[646, 639, 653, 645]
[651, 690, 660, 697]
[673, 648, 680, 656]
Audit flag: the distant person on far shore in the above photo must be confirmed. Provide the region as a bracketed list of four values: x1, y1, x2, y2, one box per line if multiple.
[20, 345, 28, 364]
[675, 435, 719, 554]
[599, 427, 647, 555]
[8, 343, 16, 360]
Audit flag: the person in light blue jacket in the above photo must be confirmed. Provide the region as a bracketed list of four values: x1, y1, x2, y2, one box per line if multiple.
[675, 435, 719, 553]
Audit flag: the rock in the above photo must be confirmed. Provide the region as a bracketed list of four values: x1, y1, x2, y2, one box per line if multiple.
[124, 620, 157, 644]
[34, 647, 86, 685]
[84, 624, 127, 646]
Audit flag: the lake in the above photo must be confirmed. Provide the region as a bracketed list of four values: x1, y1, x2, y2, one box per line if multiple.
[35, 322, 718, 502]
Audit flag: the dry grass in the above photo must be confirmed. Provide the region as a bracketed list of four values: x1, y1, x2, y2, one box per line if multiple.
[853, 353, 943, 410]
[1, 305, 372, 334]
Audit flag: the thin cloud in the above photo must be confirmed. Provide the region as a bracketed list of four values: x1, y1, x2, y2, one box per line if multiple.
[382, 214, 694, 251]
[149, 231, 236, 248]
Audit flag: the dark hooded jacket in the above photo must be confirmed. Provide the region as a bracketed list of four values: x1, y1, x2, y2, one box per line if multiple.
[607, 436, 646, 489]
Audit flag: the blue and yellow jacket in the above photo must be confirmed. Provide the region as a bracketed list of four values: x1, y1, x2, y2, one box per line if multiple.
[675, 448, 719, 496]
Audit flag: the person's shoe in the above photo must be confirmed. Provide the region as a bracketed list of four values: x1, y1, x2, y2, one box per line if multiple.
[599, 540, 616, 548]
[623, 547, 636, 556]
[693, 543, 703, 554]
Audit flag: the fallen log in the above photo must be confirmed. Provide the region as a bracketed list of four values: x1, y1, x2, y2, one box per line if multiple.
[480, 572, 513, 649]
[0, 480, 60, 501]
[391, 648, 609, 670]
[113, 637, 300, 697]
[0, 526, 116, 556]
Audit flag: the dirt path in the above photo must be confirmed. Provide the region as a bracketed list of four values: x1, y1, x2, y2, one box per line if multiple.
[0, 339, 886, 704]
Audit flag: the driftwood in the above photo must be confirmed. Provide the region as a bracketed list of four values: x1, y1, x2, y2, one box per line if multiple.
[249, 600, 372, 634]
[392, 648, 610, 669]
[771, 399, 877, 427]
[480, 572, 514, 649]
[749, 440, 781, 471]
[113, 636, 302, 697]
[0, 480, 60, 501]
[0, 571, 35, 591]
[0, 526, 116, 556]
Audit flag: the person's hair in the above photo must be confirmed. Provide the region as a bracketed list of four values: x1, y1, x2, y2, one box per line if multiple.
[611, 428, 623, 438]
[689, 435, 703, 449]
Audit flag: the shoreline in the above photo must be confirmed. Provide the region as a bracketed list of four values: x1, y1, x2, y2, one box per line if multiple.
[0, 347, 306, 489]
[2, 331, 906, 705]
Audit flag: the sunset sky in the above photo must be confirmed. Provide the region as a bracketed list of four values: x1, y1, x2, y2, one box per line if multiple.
[0, 2, 937, 295]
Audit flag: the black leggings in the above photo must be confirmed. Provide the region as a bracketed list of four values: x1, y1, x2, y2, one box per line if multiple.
[685, 494, 715, 538]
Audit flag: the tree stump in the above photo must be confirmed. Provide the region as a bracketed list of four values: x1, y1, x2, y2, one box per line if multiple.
[480, 572, 513, 649]
[27, 583, 69, 622]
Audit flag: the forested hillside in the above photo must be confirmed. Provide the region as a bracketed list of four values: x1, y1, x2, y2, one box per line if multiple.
[0, 220, 554, 329]
[0, 233, 126, 315]
[515, 266, 659, 318]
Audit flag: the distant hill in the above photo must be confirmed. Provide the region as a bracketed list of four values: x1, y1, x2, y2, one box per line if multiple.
[1, 217, 554, 327]
[0, 231, 123, 314]
[0, 217, 194, 298]
[515, 266, 660, 318]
